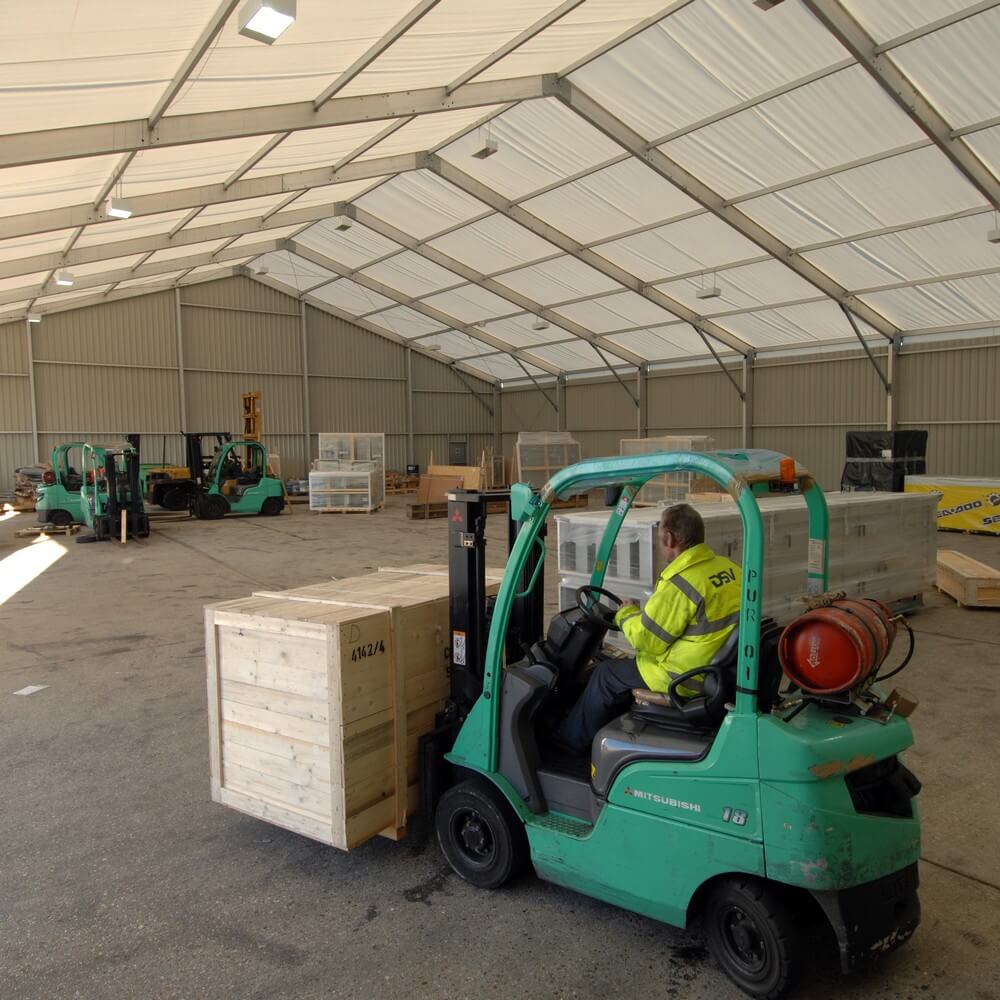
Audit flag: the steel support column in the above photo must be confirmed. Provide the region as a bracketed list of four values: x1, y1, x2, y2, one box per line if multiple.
[637, 364, 648, 438]
[24, 319, 39, 463]
[742, 353, 755, 449]
[886, 337, 901, 431]
[174, 288, 187, 434]
[300, 301, 311, 470]
[406, 345, 415, 466]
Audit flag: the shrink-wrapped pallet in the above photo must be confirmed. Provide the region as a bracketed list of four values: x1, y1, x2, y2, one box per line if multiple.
[557, 492, 937, 649]
[308, 462, 384, 512]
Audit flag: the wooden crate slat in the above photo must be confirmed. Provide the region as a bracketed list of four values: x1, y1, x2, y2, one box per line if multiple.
[936, 549, 1000, 608]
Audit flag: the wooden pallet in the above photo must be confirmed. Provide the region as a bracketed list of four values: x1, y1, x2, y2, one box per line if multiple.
[311, 504, 383, 515]
[936, 549, 1000, 608]
[15, 523, 81, 537]
[407, 500, 507, 520]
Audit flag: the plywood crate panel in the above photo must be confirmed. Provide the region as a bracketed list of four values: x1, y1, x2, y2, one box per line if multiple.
[207, 566, 498, 850]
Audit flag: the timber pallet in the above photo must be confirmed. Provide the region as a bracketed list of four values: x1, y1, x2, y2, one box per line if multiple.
[407, 499, 507, 520]
[936, 549, 1000, 608]
[311, 504, 384, 515]
[16, 523, 81, 537]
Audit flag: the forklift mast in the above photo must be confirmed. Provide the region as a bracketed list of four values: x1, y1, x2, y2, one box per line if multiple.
[446, 489, 545, 717]
[185, 432, 232, 485]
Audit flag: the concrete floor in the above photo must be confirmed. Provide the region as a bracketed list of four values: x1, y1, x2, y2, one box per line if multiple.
[2, 498, 999, 1000]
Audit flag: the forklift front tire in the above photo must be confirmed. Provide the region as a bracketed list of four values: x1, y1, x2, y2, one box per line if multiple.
[702, 877, 803, 1000]
[260, 497, 283, 516]
[196, 495, 228, 520]
[436, 779, 528, 890]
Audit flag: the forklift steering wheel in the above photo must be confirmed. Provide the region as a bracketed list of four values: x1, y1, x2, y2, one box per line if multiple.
[575, 585, 624, 631]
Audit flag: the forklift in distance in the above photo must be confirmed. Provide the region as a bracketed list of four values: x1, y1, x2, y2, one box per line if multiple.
[423, 449, 921, 999]
[35, 441, 86, 526]
[142, 431, 233, 510]
[77, 439, 150, 543]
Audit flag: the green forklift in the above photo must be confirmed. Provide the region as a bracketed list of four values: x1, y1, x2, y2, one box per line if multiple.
[141, 431, 233, 511]
[190, 437, 284, 519]
[78, 441, 150, 542]
[423, 449, 920, 999]
[35, 441, 87, 526]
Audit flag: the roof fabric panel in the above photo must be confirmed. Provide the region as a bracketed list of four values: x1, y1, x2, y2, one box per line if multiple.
[0, 156, 121, 218]
[74, 211, 193, 249]
[463, 353, 546, 381]
[150, 239, 231, 264]
[0, 0, 210, 133]
[427, 214, 560, 274]
[885, 7, 1000, 129]
[360, 251, 463, 297]
[963, 126, 1000, 177]
[860, 275, 1000, 330]
[569, 0, 847, 139]
[356, 107, 506, 160]
[367, 305, 448, 338]
[296, 220, 402, 269]
[739, 146, 987, 248]
[122, 138, 269, 197]
[495, 255, 622, 304]
[422, 284, 523, 323]
[605, 324, 711, 361]
[418, 330, 489, 359]
[529, 338, 605, 371]
[521, 157, 702, 243]
[480, 315, 573, 349]
[355, 171, 489, 239]
[438, 98, 622, 199]
[189, 193, 296, 226]
[842, 1, 975, 43]
[309, 278, 397, 315]
[0, 229, 78, 263]
[243, 122, 392, 179]
[596, 214, 763, 281]
[716, 300, 882, 348]
[553, 290, 680, 333]
[660, 67, 924, 200]
[290, 179, 392, 209]
[253, 250, 335, 290]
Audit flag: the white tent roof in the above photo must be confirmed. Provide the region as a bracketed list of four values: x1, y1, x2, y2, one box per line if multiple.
[0, 0, 997, 382]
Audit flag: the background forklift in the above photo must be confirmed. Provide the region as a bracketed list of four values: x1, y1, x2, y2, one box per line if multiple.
[35, 441, 86, 526]
[77, 439, 150, 543]
[422, 449, 921, 999]
[190, 437, 285, 519]
[141, 431, 233, 511]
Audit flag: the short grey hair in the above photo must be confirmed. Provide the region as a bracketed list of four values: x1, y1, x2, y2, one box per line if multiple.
[660, 503, 705, 549]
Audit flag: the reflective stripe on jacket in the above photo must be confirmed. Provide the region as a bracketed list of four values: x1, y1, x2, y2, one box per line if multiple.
[613, 542, 741, 694]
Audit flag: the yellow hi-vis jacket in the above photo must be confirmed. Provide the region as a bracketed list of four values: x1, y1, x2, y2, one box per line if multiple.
[613, 542, 741, 694]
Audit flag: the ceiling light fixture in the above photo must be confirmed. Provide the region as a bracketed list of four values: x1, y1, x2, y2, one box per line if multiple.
[55, 269, 75, 287]
[988, 211, 1000, 244]
[472, 122, 499, 160]
[238, 0, 296, 44]
[752, 0, 785, 9]
[27, 312, 41, 324]
[696, 270, 721, 300]
[531, 316, 550, 331]
[107, 197, 134, 220]
[333, 216, 353, 232]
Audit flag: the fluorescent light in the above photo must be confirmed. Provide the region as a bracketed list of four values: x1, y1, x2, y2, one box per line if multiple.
[54, 270, 74, 287]
[333, 217, 353, 232]
[472, 138, 499, 160]
[696, 285, 721, 300]
[531, 317, 550, 331]
[238, 0, 295, 43]
[27, 312, 41, 324]
[752, 0, 785, 8]
[107, 197, 134, 220]
[988, 227, 1000, 244]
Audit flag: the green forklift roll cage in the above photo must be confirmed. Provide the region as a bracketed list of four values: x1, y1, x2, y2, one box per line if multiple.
[451, 448, 830, 773]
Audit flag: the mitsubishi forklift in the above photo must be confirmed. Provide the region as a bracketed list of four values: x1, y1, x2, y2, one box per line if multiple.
[424, 449, 921, 999]
[142, 431, 233, 510]
[77, 440, 150, 542]
[190, 437, 285, 519]
[35, 441, 86, 526]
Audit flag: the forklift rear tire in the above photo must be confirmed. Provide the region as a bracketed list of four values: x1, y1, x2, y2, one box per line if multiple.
[260, 497, 283, 516]
[703, 877, 803, 1000]
[48, 509, 73, 527]
[436, 779, 528, 890]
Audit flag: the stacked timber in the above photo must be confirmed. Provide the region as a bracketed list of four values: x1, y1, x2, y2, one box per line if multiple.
[206, 565, 499, 850]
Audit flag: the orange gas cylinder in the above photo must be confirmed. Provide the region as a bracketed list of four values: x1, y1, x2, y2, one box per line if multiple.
[779, 598, 897, 695]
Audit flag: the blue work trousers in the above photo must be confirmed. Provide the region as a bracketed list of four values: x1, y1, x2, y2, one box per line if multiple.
[557, 656, 644, 754]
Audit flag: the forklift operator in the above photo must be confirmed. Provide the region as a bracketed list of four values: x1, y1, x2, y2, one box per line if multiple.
[556, 504, 741, 754]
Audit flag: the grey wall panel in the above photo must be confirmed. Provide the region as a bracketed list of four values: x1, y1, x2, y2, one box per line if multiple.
[647, 368, 742, 432]
[574, 429, 629, 459]
[898, 338, 1000, 475]
[412, 432, 494, 471]
[185, 370, 303, 435]
[182, 304, 301, 374]
[0, 375, 31, 430]
[412, 391, 492, 437]
[32, 292, 176, 368]
[411, 353, 490, 395]
[180, 274, 299, 315]
[307, 307, 406, 378]
[309, 377, 407, 434]
[0, 322, 28, 372]
[565, 379, 636, 434]
[501, 385, 559, 434]
[35, 364, 180, 434]
[0, 433, 34, 478]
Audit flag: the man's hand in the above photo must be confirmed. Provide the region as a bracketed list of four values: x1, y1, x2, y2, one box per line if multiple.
[620, 601, 639, 612]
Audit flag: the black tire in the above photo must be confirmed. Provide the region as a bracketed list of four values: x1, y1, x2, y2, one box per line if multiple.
[196, 494, 228, 520]
[48, 509, 73, 527]
[260, 496, 283, 516]
[703, 878, 803, 1000]
[160, 487, 189, 511]
[435, 779, 528, 890]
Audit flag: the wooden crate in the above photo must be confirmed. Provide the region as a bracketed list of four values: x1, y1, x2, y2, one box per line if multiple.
[206, 566, 499, 850]
[936, 550, 1000, 608]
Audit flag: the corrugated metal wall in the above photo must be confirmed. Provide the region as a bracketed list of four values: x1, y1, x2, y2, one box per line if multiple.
[502, 332, 1000, 490]
[1, 275, 495, 486]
